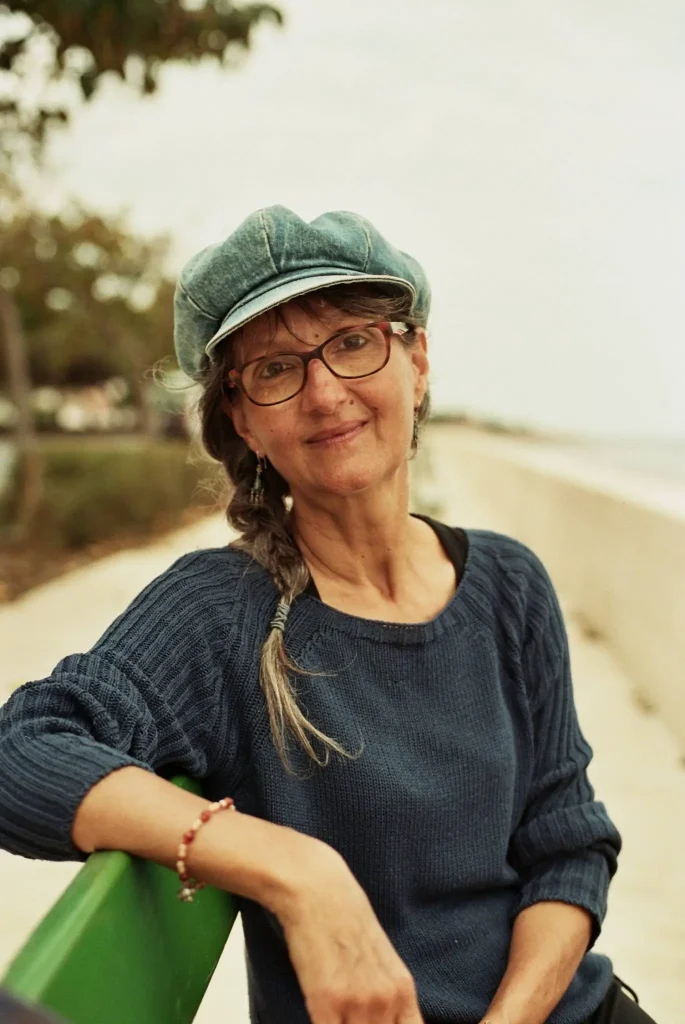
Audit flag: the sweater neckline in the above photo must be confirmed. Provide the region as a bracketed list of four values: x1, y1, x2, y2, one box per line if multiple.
[290, 527, 484, 644]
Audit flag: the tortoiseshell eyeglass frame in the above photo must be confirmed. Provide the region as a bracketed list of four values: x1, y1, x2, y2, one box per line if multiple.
[221, 320, 409, 407]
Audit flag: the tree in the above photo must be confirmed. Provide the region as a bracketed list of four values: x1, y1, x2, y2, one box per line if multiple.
[1, 0, 282, 173]
[0, 202, 177, 419]
[0, 0, 282, 542]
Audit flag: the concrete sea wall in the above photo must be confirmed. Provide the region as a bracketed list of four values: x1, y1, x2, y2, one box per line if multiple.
[420, 424, 685, 754]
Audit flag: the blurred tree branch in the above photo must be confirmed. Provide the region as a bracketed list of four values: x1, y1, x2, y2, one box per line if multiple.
[0, 0, 282, 543]
[1, 0, 283, 172]
[0, 204, 176, 390]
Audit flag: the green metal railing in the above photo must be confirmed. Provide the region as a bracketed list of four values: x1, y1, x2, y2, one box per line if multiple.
[1, 777, 238, 1023]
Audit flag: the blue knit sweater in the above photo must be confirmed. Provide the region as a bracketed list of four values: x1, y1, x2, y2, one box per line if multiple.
[0, 527, 621, 1024]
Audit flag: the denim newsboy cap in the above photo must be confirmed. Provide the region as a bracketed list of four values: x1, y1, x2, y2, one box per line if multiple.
[173, 205, 431, 377]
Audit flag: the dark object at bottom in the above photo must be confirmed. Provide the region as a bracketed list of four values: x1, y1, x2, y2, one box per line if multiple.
[590, 976, 658, 1024]
[0, 990, 68, 1024]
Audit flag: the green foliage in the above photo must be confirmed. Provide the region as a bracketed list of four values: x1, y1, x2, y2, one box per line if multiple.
[0, 0, 283, 169]
[0, 205, 176, 387]
[0, 436, 222, 549]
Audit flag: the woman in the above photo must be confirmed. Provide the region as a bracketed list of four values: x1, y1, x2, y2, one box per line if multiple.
[0, 207, 654, 1024]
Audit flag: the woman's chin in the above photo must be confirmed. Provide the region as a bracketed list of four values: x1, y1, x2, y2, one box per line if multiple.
[306, 461, 398, 499]
[313, 473, 375, 497]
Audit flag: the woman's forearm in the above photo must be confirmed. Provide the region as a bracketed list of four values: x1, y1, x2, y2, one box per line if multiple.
[482, 901, 593, 1024]
[72, 765, 327, 918]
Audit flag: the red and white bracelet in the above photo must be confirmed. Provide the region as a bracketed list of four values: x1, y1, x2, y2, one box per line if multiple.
[176, 797, 236, 902]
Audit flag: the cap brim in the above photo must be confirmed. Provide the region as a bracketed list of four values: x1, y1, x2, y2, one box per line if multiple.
[204, 271, 415, 359]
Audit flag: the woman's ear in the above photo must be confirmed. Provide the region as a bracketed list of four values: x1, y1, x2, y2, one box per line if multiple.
[221, 388, 261, 455]
[220, 390, 233, 418]
[411, 328, 429, 406]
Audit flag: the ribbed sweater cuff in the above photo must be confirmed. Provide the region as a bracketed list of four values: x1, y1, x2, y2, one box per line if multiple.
[514, 849, 611, 950]
[3, 732, 154, 861]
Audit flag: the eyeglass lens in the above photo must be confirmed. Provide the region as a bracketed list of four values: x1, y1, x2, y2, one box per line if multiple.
[241, 324, 389, 405]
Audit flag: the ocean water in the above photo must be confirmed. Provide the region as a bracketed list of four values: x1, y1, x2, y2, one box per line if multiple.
[553, 439, 685, 486]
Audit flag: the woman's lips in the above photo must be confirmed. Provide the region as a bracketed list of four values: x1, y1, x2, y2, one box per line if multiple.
[306, 421, 367, 447]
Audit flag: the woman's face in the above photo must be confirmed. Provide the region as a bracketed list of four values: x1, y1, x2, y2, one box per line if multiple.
[222, 299, 429, 502]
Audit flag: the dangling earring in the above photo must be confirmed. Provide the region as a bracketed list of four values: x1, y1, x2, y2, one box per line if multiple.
[411, 408, 419, 449]
[250, 455, 266, 505]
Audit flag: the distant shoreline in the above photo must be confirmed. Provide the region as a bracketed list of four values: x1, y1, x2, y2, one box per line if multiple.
[428, 416, 685, 486]
[2, 422, 685, 491]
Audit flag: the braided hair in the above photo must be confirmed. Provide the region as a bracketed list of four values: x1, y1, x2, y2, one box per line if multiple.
[194, 284, 429, 774]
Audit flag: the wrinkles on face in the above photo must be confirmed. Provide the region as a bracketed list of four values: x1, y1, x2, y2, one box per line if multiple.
[226, 299, 427, 504]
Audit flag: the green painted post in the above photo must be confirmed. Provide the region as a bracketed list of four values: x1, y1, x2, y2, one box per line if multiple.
[2, 777, 238, 1023]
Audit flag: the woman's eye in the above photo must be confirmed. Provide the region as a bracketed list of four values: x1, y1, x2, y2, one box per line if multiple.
[338, 332, 368, 351]
[257, 360, 294, 380]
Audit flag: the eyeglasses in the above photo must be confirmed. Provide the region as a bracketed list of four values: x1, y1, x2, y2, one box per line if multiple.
[223, 320, 409, 407]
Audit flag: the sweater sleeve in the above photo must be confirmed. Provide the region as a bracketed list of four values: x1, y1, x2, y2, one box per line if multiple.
[508, 553, 622, 949]
[0, 555, 244, 862]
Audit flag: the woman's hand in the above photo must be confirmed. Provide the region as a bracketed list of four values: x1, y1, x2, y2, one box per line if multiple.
[480, 902, 593, 1024]
[274, 838, 425, 1023]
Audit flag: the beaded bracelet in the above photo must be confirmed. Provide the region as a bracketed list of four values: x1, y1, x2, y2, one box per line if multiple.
[176, 797, 236, 902]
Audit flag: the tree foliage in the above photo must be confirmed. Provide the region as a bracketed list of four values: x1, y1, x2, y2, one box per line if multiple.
[0, 0, 283, 541]
[0, 0, 282, 169]
[0, 204, 176, 388]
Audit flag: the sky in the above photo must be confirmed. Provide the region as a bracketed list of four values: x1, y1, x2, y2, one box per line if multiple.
[36, 0, 685, 441]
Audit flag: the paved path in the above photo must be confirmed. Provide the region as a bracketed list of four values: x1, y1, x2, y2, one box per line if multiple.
[1, 509, 684, 1023]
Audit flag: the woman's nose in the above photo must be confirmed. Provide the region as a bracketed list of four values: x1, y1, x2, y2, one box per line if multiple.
[300, 357, 349, 411]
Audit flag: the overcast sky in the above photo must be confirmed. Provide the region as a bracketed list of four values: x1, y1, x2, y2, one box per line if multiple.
[40, 0, 685, 441]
